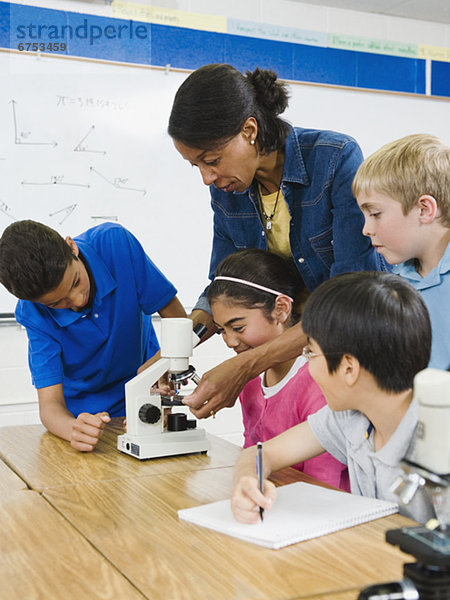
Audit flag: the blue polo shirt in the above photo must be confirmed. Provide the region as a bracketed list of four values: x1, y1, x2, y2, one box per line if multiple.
[393, 243, 450, 370]
[15, 223, 177, 417]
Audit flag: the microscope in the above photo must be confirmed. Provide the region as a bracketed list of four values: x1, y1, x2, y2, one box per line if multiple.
[117, 318, 210, 460]
[358, 368, 450, 600]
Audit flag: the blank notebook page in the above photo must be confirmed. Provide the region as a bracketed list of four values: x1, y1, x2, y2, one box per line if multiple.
[178, 481, 398, 549]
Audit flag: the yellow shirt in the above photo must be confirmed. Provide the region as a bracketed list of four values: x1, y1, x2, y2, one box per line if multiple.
[259, 187, 310, 313]
[258, 186, 291, 258]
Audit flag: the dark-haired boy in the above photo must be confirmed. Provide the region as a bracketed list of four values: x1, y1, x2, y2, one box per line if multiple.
[0, 221, 185, 451]
[231, 272, 435, 525]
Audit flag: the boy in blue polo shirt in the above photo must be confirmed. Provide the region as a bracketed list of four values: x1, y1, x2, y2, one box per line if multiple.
[353, 134, 450, 370]
[0, 220, 186, 451]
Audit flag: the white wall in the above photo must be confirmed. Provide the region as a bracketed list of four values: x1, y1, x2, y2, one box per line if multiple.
[0, 322, 40, 426]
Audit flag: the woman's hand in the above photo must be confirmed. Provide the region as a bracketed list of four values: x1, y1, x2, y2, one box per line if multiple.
[183, 322, 307, 419]
[182, 355, 248, 418]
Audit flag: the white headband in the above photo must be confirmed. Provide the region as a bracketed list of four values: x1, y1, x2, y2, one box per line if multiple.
[213, 276, 294, 302]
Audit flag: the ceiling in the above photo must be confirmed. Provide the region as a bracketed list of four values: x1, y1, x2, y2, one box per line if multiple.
[289, 0, 450, 25]
[78, 0, 450, 25]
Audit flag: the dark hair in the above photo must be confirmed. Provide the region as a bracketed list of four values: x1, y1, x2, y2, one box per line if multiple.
[0, 220, 76, 300]
[207, 249, 306, 326]
[168, 64, 291, 153]
[301, 272, 431, 393]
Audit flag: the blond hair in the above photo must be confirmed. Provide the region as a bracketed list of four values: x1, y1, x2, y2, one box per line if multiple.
[352, 134, 450, 227]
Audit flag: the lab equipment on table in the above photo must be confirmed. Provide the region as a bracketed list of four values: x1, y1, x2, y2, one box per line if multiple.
[118, 318, 210, 460]
[359, 368, 450, 600]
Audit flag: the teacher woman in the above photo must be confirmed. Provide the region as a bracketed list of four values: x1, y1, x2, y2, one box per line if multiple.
[168, 63, 383, 418]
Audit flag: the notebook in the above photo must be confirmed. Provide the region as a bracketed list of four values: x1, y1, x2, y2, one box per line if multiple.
[178, 482, 398, 549]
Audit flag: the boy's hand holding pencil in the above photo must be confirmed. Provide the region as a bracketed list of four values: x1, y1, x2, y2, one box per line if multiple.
[231, 474, 276, 524]
[231, 443, 276, 524]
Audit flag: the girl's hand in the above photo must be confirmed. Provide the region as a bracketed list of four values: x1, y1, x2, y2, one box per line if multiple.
[231, 475, 276, 523]
[153, 371, 174, 395]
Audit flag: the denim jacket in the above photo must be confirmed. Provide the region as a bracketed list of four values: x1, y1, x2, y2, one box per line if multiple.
[194, 127, 384, 313]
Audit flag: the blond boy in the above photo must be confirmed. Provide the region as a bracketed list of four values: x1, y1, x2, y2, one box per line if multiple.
[352, 134, 450, 370]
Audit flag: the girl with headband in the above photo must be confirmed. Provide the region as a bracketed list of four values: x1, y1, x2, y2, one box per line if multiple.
[207, 249, 349, 490]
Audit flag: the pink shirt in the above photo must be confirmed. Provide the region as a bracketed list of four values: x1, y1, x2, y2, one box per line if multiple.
[240, 361, 350, 491]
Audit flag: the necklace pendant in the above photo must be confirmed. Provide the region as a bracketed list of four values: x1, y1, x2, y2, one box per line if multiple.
[266, 220, 272, 231]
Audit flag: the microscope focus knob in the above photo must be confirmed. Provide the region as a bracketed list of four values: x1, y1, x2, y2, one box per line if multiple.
[138, 403, 161, 424]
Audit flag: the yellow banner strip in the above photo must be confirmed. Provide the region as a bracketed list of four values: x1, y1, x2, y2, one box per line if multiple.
[418, 45, 450, 62]
[111, 1, 226, 33]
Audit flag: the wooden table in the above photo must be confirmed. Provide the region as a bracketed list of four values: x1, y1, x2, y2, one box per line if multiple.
[301, 593, 362, 600]
[0, 419, 241, 491]
[0, 456, 27, 495]
[0, 490, 146, 599]
[0, 422, 415, 600]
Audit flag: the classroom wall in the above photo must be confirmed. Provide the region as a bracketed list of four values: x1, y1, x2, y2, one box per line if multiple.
[1, 0, 449, 439]
[7, 0, 450, 50]
[3, 0, 450, 96]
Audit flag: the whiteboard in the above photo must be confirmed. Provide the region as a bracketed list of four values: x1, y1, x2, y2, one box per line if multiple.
[0, 52, 212, 313]
[1, 50, 449, 313]
[284, 79, 450, 157]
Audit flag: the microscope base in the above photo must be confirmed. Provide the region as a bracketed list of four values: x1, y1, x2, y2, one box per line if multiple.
[117, 429, 210, 460]
[404, 561, 450, 600]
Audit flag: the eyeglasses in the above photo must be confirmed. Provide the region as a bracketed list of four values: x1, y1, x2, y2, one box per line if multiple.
[301, 347, 323, 361]
[302, 347, 344, 362]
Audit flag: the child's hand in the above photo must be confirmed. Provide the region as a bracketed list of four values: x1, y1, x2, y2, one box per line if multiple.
[137, 352, 172, 394]
[70, 412, 111, 452]
[153, 377, 172, 396]
[231, 475, 276, 523]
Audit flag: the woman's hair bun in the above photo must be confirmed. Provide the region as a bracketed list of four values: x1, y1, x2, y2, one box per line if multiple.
[246, 68, 289, 116]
